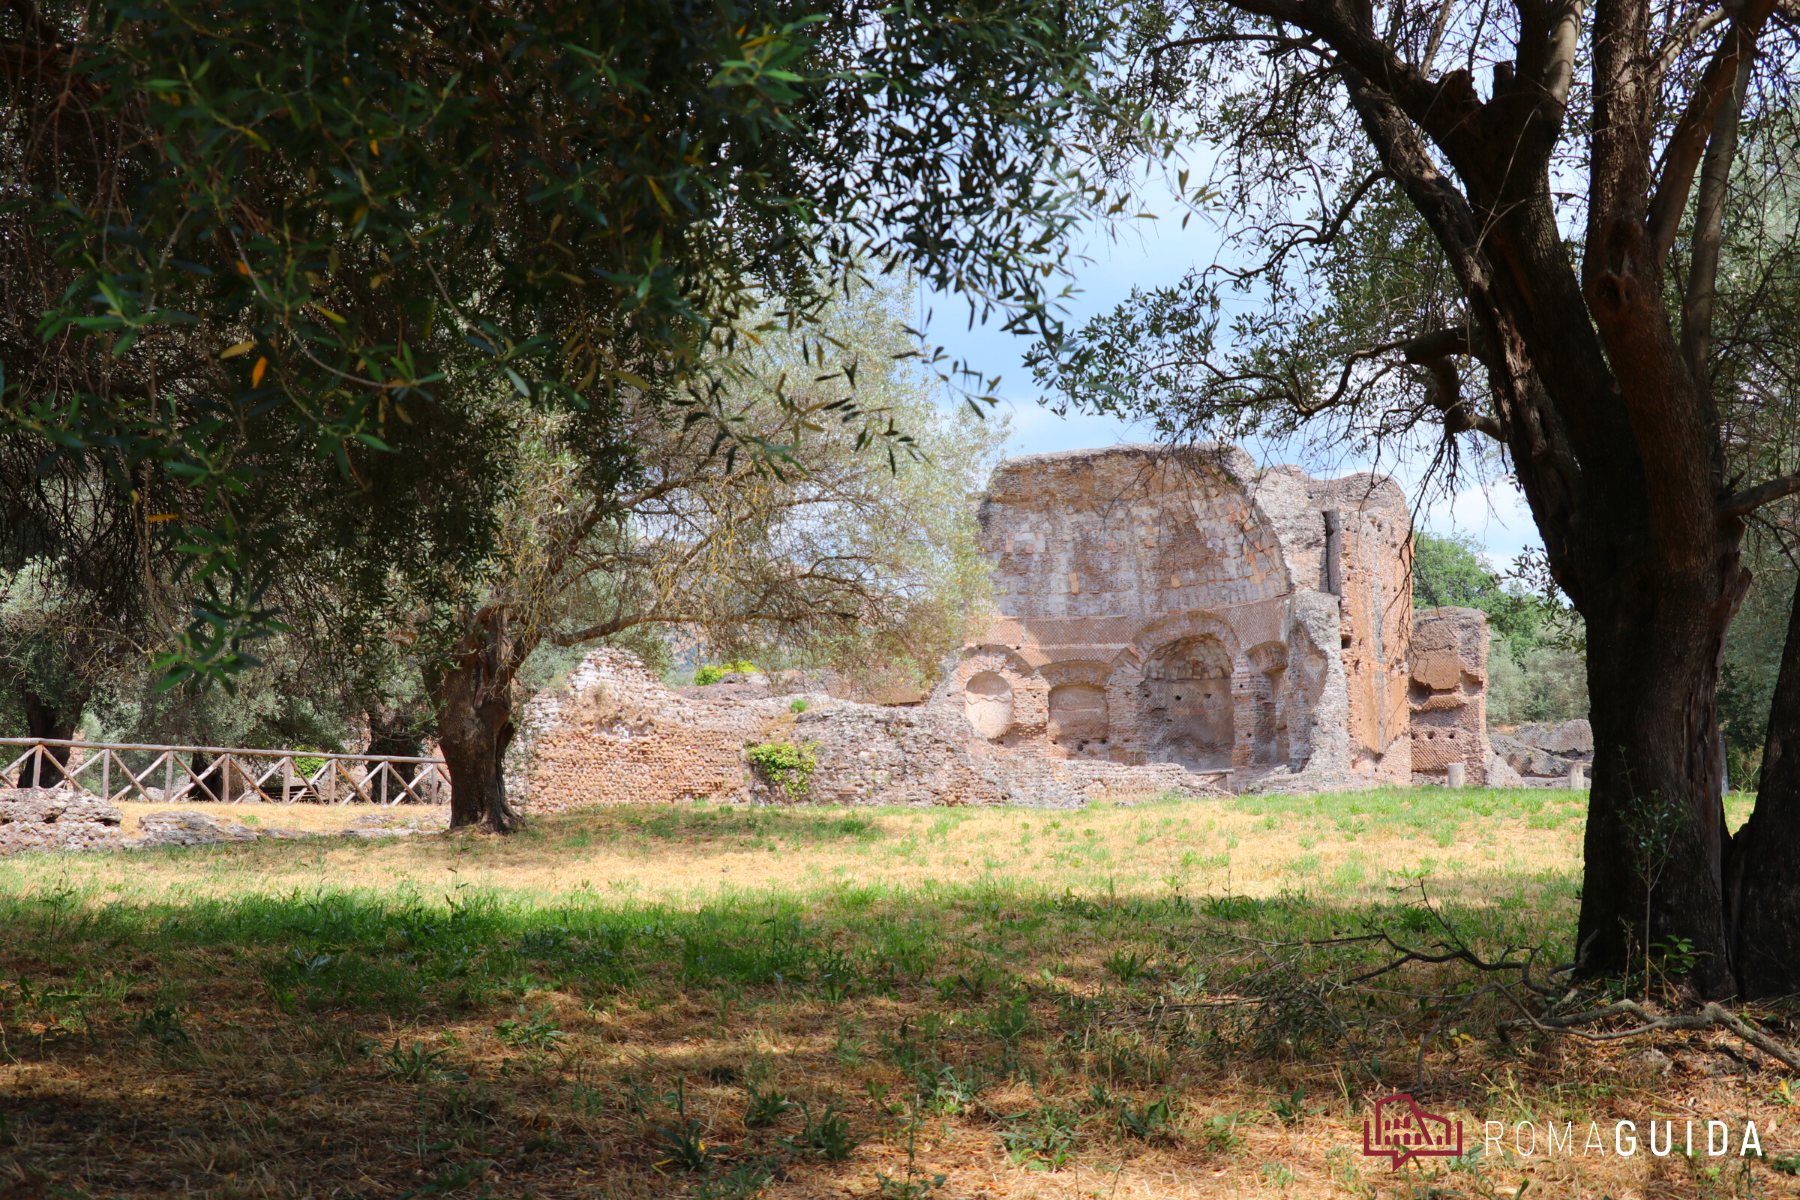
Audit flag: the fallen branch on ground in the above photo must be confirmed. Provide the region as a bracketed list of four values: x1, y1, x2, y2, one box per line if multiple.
[1500, 999, 1800, 1072]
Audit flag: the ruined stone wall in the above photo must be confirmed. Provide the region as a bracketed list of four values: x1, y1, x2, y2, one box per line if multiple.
[506, 648, 1230, 812]
[503, 445, 1499, 812]
[1408, 607, 1491, 784]
[951, 444, 1413, 790]
[979, 445, 1293, 619]
[1313, 477, 1413, 782]
[506, 650, 772, 812]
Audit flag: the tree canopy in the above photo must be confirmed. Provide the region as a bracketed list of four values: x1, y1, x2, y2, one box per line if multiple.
[0, 0, 1129, 684]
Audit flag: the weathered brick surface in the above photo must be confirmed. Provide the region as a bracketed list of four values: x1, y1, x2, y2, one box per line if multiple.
[505, 650, 784, 811]
[954, 445, 1415, 792]
[505, 649, 1230, 810]
[1407, 607, 1492, 784]
[0, 788, 125, 855]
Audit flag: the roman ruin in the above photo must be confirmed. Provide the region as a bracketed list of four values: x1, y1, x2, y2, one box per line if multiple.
[507, 443, 1505, 808]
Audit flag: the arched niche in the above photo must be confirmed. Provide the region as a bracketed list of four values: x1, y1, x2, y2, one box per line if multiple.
[963, 671, 1015, 739]
[1048, 683, 1109, 753]
[1245, 640, 1289, 765]
[1142, 635, 1235, 769]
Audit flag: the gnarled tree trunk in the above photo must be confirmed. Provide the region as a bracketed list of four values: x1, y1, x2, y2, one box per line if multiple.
[1573, 540, 1743, 997]
[427, 609, 524, 832]
[1725, 572, 1800, 996]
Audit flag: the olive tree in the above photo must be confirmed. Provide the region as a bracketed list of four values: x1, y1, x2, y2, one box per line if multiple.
[1039, 0, 1800, 994]
[396, 280, 1005, 829]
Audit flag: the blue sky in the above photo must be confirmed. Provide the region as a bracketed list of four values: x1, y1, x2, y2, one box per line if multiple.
[920, 189, 1542, 572]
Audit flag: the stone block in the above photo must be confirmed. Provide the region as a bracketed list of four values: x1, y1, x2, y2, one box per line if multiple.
[1512, 719, 1593, 756]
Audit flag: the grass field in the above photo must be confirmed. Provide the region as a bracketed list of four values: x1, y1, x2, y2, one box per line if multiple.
[0, 788, 1793, 1200]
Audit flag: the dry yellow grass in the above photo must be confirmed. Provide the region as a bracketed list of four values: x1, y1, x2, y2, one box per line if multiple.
[109, 799, 429, 838]
[0, 790, 1791, 1200]
[21, 787, 1603, 910]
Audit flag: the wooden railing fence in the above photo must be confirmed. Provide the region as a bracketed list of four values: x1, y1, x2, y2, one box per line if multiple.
[1, 739, 447, 805]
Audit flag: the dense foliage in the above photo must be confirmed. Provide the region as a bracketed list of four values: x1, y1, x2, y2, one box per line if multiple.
[0, 0, 1129, 686]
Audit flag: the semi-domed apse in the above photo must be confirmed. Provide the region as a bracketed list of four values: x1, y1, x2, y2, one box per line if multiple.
[936, 444, 1419, 786]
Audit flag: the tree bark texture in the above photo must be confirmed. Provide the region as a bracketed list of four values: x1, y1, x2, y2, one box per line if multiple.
[1209, 0, 1789, 995]
[16, 685, 80, 787]
[428, 610, 523, 833]
[1575, 551, 1742, 996]
[1725, 572, 1800, 996]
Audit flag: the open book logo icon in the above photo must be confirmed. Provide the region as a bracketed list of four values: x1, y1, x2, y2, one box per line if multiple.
[1363, 1093, 1463, 1168]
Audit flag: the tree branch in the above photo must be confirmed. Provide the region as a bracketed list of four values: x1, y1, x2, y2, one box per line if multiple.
[1539, 0, 1587, 108]
[1149, 32, 1318, 54]
[1680, 49, 1752, 394]
[1645, 0, 1778, 268]
[1503, 999, 1800, 1072]
[1719, 472, 1800, 521]
[1303, 170, 1389, 249]
[1403, 327, 1506, 440]
[1229, 0, 1455, 137]
[1652, 6, 1728, 89]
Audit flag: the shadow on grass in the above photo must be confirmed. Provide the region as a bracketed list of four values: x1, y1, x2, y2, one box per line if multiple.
[16, 868, 1757, 1200]
[1, 871, 1579, 1020]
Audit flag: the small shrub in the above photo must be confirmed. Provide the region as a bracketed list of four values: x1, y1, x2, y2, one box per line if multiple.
[495, 1010, 565, 1050]
[1201, 895, 1262, 921]
[746, 742, 817, 801]
[651, 1116, 712, 1172]
[783, 1102, 861, 1161]
[985, 995, 1034, 1044]
[647, 1078, 713, 1172]
[383, 1039, 462, 1083]
[1103, 950, 1153, 985]
[696, 1159, 777, 1199]
[135, 1004, 189, 1046]
[790, 698, 809, 713]
[919, 1064, 985, 1115]
[999, 1104, 1078, 1171]
[742, 1083, 798, 1128]
[1118, 1096, 1174, 1140]
[1199, 1113, 1245, 1156]
[1270, 1086, 1307, 1125]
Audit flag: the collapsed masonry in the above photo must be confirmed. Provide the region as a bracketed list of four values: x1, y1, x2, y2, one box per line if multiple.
[507, 444, 1509, 809]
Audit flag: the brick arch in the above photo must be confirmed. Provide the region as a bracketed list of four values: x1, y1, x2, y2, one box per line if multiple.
[956, 645, 1040, 682]
[1138, 632, 1236, 770]
[1122, 611, 1243, 674]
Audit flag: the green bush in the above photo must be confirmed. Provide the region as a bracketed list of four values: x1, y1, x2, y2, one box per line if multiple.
[790, 698, 810, 713]
[746, 741, 817, 801]
[694, 661, 756, 686]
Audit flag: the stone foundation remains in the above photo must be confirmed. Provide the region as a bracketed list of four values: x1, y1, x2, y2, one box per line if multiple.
[1490, 720, 1593, 786]
[0, 789, 125, 855]
[505, 649, 1227, 809]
